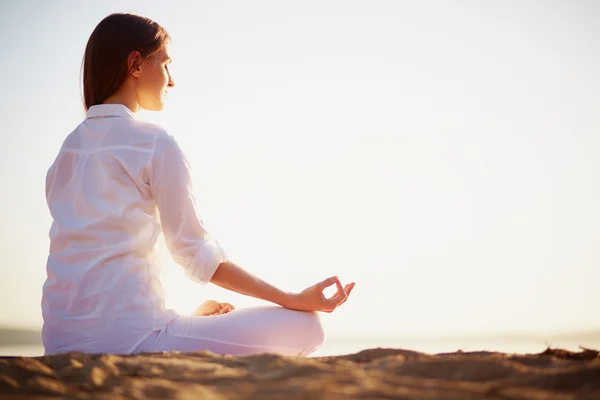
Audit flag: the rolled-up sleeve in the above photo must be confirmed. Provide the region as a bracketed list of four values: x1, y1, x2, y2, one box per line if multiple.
[149, 132, 227, 283]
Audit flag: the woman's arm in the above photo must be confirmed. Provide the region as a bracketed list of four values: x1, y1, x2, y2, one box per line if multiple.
[150, 133, 227, 284]
[209, 261, 290, 306]
[210, 260, 355, 313]
[148, 133, 355, 311]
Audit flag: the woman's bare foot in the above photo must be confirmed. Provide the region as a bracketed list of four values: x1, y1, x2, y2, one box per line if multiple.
[193, 300, 235, 316]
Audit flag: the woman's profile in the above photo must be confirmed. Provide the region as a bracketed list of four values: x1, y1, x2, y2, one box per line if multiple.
[42, 13, 354, 357]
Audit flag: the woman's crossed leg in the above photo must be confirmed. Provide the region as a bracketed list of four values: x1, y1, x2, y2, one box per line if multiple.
[133, 306, 325, 357]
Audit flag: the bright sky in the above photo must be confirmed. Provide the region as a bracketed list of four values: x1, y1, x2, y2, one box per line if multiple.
[0, 0, 599, 339]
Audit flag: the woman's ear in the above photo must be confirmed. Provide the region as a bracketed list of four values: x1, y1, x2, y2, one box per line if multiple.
[127, 51, 143, 77]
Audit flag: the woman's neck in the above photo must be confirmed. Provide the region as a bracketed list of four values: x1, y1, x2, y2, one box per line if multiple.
[103, 82, 139, 113]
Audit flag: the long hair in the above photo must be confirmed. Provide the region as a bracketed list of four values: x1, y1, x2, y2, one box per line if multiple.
[82, 13, 170, 110]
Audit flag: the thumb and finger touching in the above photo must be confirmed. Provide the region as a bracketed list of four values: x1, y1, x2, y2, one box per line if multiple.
[314, 276, 355, 311]
[317, 276, 339, 291]
[338, 283, 355, 306]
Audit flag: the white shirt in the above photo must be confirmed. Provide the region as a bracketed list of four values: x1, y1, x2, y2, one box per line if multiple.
[42, 104, 227, 355]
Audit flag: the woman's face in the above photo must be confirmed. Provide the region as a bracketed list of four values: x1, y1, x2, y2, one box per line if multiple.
[136, 46, 175, 111]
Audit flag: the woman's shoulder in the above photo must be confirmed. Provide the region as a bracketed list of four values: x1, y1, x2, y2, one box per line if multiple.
[119, 119, 181, 151]
[123, 118, 169, 138]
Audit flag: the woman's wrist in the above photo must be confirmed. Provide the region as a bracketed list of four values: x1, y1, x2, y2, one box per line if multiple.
[279, 291, 299, 310]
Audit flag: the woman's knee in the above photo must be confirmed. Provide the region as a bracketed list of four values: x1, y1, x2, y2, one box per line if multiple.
[257, 308, 325, 354]
[297, 311, 326, 351]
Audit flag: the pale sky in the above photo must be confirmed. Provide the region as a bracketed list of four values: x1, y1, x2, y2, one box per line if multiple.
[0, 0, 599, 339]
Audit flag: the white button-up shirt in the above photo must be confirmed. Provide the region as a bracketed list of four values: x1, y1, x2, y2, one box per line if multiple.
[42, 104, 227, 355]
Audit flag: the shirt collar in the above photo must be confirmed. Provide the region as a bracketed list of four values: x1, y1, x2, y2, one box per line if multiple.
[86, 104, 137, 120]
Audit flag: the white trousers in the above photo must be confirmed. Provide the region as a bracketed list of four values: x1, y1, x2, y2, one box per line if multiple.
[133, 306, 325, 357]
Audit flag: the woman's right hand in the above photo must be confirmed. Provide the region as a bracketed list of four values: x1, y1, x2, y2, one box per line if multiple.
[286, 277, 355, 313]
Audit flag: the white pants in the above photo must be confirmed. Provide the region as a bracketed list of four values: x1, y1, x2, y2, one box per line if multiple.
[133, 306, 325, 357]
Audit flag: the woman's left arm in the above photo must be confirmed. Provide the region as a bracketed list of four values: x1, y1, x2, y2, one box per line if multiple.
[149, 132, 226, 284]
[210, 260, 354, 313]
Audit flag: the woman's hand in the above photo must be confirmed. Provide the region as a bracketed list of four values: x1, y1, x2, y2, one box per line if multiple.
[286, 277, 355, 313]
[193, 300, 235, 316]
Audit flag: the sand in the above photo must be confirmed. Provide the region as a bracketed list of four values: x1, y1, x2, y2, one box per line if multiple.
[1, 347, 599, 399]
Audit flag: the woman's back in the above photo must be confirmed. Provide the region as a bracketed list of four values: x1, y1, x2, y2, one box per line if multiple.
[42, 104, 177, 354]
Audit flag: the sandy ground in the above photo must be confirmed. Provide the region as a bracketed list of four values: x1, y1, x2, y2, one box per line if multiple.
[1, 347, 599, 399]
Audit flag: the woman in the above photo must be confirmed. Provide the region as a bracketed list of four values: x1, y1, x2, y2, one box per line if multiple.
[42, 13, 355, 357]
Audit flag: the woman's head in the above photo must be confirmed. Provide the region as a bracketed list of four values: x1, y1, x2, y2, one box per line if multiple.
[82, 13, 174, 112]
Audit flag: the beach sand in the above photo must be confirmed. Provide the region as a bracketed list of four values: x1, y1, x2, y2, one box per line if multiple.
[1, 347, 599, 399]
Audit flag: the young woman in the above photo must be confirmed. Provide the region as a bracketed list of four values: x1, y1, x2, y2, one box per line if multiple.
[42, 13, 355, 357]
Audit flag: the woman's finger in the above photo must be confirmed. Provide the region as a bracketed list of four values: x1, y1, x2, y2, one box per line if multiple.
[338, 284, 351, 302]
[328, 282, 354, 308]
[219, 302, 235, 311]
[193, 300, 220, 316]
[338, 282, 355, 306]
[316, 276, 339, 292]
[326, 287, 348, 308]
[334, 279, 345, 296]
[219, 305, 233, 314]
[323, 278, 346, 300]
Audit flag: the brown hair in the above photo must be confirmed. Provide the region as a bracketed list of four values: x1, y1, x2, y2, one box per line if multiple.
[82, 13, 170, 110]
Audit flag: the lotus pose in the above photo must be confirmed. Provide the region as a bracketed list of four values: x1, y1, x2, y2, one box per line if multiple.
[42, 13, 354, 357]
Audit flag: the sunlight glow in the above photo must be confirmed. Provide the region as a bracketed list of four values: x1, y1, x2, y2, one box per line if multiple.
[1, 1, 599, 340]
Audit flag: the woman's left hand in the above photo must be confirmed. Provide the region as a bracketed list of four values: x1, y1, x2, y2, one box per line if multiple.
[193, 300, 235, 316]
[285, 277, 355, 313]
